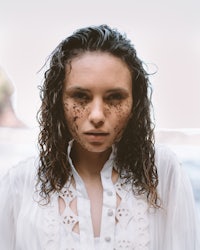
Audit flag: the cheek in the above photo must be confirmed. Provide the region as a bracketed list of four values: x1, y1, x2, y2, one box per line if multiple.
[63, 101, 86, 135]
[111, 101, 132, 138]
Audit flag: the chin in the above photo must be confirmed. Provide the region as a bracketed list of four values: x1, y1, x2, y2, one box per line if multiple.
[88, 147, 111, 154]
[83, 143, 112, 154]
[73, 139, 113, 154]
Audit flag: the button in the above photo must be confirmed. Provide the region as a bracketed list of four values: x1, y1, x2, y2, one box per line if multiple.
[105, 236, 111, 242]
[107, 190, 113, 196]
[107, 209, 113, 216]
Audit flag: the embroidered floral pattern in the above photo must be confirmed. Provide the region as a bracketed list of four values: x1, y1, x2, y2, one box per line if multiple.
[59, 185, 76, 202]
[59, 183, 79, 233]
[114, 239, 133, 249]
[53, 176, 150, 250]
[114, 180, 150, 250]
[62, 210, 78, 231]
[116, 203, 133, 228]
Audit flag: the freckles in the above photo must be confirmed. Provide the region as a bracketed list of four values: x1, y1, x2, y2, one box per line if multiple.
[112, 105, 128, 120]
[111, 101, 132, 140]
[114, 126, 121, 135]
[63, 102, 78, 134]
[67, 103, 88, 138]
[71, 104, 81, 131]
[63, 101, 69, 112]
[72, 103, 87, 122]
[73, 116, 78, 123]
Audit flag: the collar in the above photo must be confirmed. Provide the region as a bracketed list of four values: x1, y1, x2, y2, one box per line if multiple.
[67, 140, 117, 190]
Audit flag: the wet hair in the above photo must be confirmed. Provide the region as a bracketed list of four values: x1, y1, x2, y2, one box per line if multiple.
[37, 24, 159, 207]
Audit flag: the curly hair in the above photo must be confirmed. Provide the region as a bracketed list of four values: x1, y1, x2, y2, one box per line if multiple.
[37, 24, 159, 207]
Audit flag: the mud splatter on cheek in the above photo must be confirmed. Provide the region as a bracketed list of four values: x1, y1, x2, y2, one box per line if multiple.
[112, 101, 132, 142]
[63, 100, 79, 134]
[73, 116, 78, 122]
[68, 103, 88, 139]
[104, 105, 112, 116]
[71, 104, 82, 131]
[63, 101, 69, 112]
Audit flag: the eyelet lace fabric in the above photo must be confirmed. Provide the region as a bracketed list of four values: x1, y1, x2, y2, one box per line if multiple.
[59, 183, 79, 232]
[57, 177, 150, 250]
[1, 145, 198, 250]
[114, 179, 150, 250]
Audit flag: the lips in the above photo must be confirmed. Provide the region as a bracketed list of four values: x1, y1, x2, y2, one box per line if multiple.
[84, 131, 109, 136]
[83, 131, 109, 143]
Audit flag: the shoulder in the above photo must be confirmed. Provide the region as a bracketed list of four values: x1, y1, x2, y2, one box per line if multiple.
[155, 143, 181, 175]
[155, 144, 182, 193]
[155, 143, 179, 164]
[154, 144, 190, 205]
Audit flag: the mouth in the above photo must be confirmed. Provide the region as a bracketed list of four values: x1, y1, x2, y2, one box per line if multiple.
[83, 131, 109, 143]
[84, 131, 109, 136]
[85, 132, 109, 135]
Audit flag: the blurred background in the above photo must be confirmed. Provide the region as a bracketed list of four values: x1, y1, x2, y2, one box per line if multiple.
[0, 0, 200, 215]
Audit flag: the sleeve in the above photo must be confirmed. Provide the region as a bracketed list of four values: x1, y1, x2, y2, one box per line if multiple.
[0, 170, 16, 250]
[157, 146, 200, 250]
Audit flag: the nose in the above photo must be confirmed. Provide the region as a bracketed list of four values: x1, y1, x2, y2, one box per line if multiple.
[88, 98, 105, 127]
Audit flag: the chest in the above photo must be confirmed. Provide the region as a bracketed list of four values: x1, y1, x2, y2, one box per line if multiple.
[16, 177, 150, 250]
[57, 178, 150, 250]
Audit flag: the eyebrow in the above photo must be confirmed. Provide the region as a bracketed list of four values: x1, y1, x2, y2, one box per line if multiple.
[65, 86, 90, 92]
[65, 86, 129, 93]
[105, 88, 129, 94]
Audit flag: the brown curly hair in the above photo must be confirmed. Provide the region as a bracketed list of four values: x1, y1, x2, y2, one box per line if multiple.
[37, 24, 159, 207]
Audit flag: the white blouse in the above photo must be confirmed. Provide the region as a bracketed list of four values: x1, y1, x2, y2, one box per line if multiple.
[0, 143, 199, 250]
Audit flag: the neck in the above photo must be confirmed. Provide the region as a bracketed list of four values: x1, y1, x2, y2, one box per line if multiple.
[70, 141, 112, 178]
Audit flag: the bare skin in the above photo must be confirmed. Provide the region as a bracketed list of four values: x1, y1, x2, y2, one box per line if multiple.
[61, 51, 133, 237]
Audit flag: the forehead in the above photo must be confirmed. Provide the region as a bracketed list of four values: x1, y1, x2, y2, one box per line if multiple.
[64, 51, 132, 91]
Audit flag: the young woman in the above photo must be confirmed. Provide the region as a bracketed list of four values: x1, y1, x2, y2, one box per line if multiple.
[0, 25, 199, 250]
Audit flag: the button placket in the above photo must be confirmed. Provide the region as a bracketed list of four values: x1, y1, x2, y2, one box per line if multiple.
[100, 165, 116, 249]
[105, 236, 111, 242]
[107, 190, 113, 196]
[107, 209, 114, 217]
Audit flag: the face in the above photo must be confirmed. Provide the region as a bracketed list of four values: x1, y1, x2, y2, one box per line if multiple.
[62, 51, 133, 154]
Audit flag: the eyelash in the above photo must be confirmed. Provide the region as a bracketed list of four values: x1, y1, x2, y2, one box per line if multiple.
[71, 92, 125, 104]
[106, 93, 124, 101]
[72, 92, 90, 100]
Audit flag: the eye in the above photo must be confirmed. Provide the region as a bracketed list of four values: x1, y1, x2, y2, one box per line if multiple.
[108, 93, 124, 100]
[72, 91, 90, 101]
[106, 92, 125, 104]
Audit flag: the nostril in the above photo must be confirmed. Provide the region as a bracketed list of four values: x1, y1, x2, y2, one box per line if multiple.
[91, 119, 104, 128]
